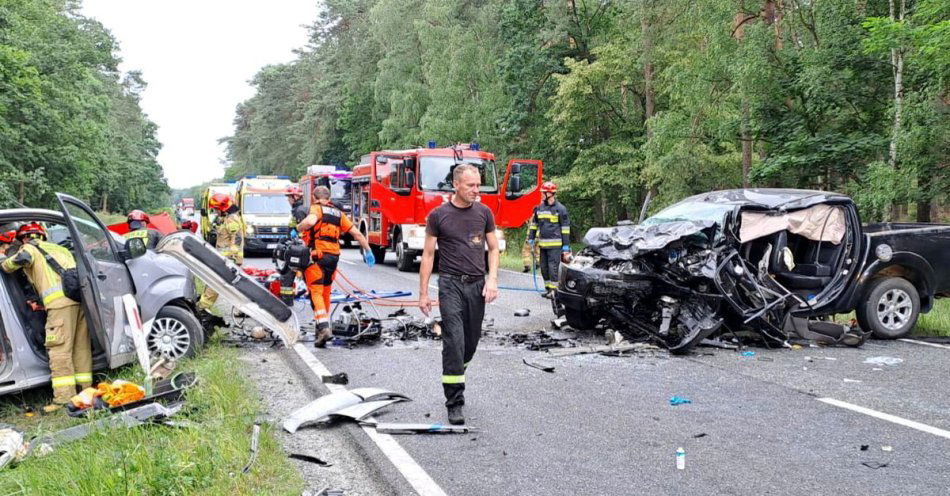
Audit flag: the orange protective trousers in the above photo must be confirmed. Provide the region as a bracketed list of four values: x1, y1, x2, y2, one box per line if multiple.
[304, 254, 339, 330]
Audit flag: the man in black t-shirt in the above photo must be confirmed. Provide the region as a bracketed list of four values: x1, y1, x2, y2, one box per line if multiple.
[419, 164, 500, 425]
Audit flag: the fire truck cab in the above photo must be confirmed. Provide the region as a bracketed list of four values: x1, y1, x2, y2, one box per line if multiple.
[351, 143, 542, 271]
[299, 165, 355, 246]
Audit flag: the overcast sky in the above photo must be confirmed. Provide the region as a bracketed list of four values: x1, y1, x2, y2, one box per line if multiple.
[81, 0, 319, 189]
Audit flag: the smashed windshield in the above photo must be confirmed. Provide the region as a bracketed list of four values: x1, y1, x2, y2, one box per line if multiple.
[419, 157, 498, 193]
[642, 201, 733, 226]
[242, 194, 291, 215]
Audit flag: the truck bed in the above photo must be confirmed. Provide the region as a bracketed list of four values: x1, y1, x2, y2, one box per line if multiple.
[864, 222, 950, 296]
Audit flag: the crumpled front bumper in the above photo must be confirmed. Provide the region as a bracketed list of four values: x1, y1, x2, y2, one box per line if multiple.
[556, 262, 652, 313]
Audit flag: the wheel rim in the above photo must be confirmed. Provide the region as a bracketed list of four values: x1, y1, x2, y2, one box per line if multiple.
[876, 288, 913, 331]
[147, 317, 191, 359]
[396, 236, 404, 260]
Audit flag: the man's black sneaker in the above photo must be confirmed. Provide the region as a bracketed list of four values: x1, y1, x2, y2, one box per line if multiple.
[447, 405, 464, 425]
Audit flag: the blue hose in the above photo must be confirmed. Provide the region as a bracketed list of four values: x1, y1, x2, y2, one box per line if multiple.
[498, 247, 545, 293]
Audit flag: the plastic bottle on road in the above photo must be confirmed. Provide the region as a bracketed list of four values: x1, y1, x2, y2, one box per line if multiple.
[676, 447, 685, 470]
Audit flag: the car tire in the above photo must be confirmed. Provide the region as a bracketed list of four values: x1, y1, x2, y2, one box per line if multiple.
[147, 306, 205, 360]
[856, 277, 920, 339]
[564, 308, 598, 331]
[395, 233, 414, 272]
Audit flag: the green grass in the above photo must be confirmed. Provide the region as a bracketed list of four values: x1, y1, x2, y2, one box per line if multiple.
[0, 344, 303, 495]
[913, 298, 950, 337]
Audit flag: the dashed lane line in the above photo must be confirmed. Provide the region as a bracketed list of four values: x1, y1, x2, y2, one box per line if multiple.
[292, 343, 448, 496]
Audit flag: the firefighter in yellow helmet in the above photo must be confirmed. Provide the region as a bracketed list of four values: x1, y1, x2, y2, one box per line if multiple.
[0, 223, 91, 412]
[197, 193, 245, 313]
[122, 210, 162, 249]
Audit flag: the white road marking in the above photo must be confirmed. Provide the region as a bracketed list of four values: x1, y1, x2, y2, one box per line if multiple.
[339, 259, 357, 266]
[899, 338, 950, 350]
[292, 343, 448, 496]
[817, 397, 950, 440]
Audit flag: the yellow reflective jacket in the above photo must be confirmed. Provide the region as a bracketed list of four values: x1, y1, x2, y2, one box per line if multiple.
[215, 212, 245, 264]
[1, 241, 78, 309]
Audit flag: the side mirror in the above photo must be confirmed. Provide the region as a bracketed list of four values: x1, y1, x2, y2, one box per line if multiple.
[510, 163, 523, 175]
[508, 175, 522, 196]
[125, 237, 147, 259]
[376, 155, 387, 165]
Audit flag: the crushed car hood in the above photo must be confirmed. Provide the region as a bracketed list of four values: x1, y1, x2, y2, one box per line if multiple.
[582, 220, 717, 260]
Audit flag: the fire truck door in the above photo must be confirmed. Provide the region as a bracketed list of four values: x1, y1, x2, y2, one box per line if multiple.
[497, 159, 543, 228]
[369, 155, 416, 239]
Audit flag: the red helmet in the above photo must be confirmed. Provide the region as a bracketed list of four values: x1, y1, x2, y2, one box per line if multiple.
[0, 230, 15, 244]
[208, 193, 233, 212]
[541, 181, 557, 193]
[17, 222, 46, 240]
[285, 185, 303, 197]
[128, 210, 149, 223]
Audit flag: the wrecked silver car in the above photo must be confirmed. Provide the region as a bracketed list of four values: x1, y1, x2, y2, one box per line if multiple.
[555, 188, 949, 353]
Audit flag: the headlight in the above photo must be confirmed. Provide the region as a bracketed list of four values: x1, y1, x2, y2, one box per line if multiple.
[246, 225, 255, 235]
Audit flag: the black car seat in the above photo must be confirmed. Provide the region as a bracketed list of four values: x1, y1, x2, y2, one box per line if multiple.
[769, 231, 832, 290]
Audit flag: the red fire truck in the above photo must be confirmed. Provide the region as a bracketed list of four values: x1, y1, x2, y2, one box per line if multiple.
[350, 142, 542, 271]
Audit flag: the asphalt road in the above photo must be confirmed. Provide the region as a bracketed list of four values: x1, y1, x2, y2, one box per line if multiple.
[243, 250, 950, 495]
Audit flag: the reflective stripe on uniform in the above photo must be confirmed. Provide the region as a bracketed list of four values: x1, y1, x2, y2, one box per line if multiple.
[74, 372, 93, 384]
[538, 239, 562, 248]
[43, 288, 66, 306]
[545, 282, 557, 289]
[561, 227, 570, 234]
[537, 213, 559, 222]
[463, 361, 471, 369]
[442, 374, 465, 384]
[51, 375, 76, 388]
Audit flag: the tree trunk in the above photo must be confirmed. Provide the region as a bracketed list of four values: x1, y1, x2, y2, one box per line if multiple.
[101, 192, 108, 213]
[642, 9, 655, 138]
[18, 181, 24, 205]
[887, 0, 906, 220]
[916, 200, 932, 223]
[741, 100, 752, 187]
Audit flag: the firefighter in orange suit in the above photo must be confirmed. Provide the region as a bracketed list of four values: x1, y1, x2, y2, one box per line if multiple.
[0, 224, 91, 412]
[297, 186, 374, 347]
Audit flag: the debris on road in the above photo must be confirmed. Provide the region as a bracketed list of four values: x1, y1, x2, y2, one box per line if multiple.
[669, 396, 692, 406]
[741, 351, 755, 357]
[522, 357, 555, 373]
[843, 378, 862, 383]
[321, 373, 349, 385]
[514, 308, 531, 317]
[369, 422, 477, 435]
[882, 445, 893, 452]
[546, 342, 664, 359]
[862, 461, 888, 469]
[289, 453, 333, 467]
[693, 433, 708, 439]
[864, 356, 903, 366]
[676, 447, 686, 470]
[283, 388, 410, 433]
[241, 422, 261, 474]
[27, 402, 184, 458]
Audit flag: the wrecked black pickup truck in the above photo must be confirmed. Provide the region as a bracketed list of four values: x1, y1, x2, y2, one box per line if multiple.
[555, 189, 950, 353]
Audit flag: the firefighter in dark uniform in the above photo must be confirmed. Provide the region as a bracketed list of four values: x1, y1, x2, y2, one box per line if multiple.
[297, 186, 374, 347]
[122, 210, 162, 249]
[278, 185, 309, 305]
[527, 181, 571, 298]
[418, 164, 501, 426]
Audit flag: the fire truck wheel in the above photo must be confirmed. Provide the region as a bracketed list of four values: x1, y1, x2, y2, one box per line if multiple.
[395, 233, 415, 272]
[371, 244, 386, 264]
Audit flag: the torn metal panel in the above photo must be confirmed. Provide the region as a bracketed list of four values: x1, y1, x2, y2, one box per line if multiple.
[348, 388, 411, 403]
[28, 402, 183, 455]
[283, 391, 363, 433]
[329, 399, 403, 421]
